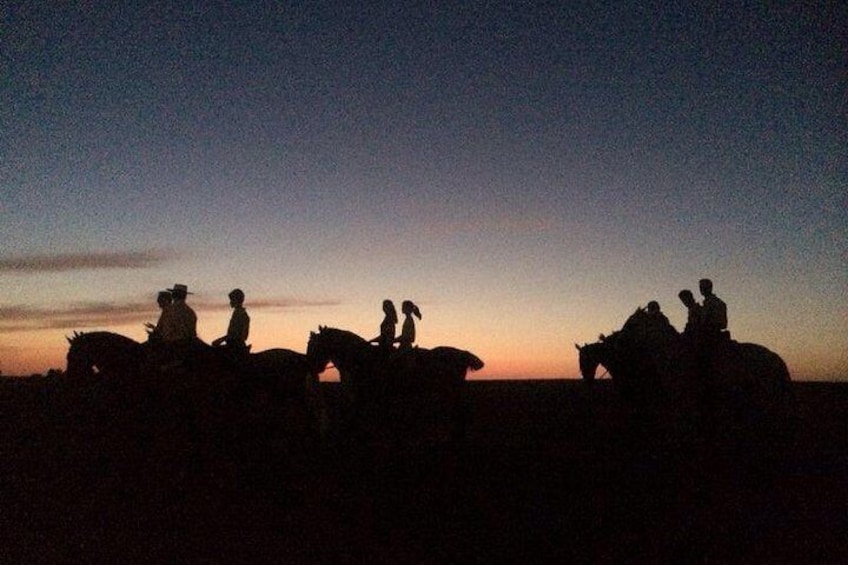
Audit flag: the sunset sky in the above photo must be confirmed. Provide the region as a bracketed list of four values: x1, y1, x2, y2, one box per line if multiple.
[2, 2, 846, 380]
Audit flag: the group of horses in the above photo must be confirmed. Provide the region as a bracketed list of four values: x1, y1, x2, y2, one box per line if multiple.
[65, 327, 485, 438]
[66, 309, 795, 441]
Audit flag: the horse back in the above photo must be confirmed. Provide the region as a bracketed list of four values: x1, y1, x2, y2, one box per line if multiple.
[719, 341, 791, 383]
[252, 348, 309, 374]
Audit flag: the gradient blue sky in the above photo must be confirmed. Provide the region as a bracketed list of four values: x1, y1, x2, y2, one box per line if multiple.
[2, 2, 846, 379]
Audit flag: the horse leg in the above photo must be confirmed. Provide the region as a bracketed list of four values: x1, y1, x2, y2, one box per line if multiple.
[336, 378, 362, 439]
[304, 372, 329, 439]
[446, 378, 469, 443]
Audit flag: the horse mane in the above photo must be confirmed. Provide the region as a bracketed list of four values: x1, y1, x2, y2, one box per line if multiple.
[67, 330, 141, 347]
[317, 326, 370, 347]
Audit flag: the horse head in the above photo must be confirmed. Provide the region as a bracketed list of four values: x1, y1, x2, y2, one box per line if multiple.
[66, 331, 96, 379]
[307, 326, 373, 378]
[575, 342, 604, 381]
[307, 330, 332, 376]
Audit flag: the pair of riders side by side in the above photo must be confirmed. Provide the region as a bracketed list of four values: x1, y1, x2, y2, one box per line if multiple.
[678, 279, 729, 413]
[146, 283, 199, 371]
[147, 284, 198, 344]
[678, 278, 728, 349]
[369, 299, 422, 375]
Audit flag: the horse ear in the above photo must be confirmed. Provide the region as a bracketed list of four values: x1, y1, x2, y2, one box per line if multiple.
[574, 343, 581, 351]
[67, 336, 73, 344]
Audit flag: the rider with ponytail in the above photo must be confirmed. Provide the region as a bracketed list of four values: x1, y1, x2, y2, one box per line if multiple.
[396, 300, 422, 352]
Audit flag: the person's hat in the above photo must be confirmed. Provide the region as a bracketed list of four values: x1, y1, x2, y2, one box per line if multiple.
[167, 283, 193, 295]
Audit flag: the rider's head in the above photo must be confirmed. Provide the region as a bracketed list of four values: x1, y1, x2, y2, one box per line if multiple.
[646, 301, 661, 314]
[228, 288, 245, 306]
[168, 283, 191, 301]
[382, 299, 397, 320]
[698, 278, 713, 297]
[401, 300, 422, 320]
[678, 289, 695, 307]
[157, 291, 172, 308]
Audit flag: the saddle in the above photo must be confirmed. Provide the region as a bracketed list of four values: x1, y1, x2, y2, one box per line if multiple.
[374, 347, 419, 379]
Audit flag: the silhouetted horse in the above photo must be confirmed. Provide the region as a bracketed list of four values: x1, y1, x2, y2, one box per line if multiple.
[576, 308, 796, 442]
[66, 331, 327, 433]
[68, 331, 301, 381]
[306, 326, 484, 440]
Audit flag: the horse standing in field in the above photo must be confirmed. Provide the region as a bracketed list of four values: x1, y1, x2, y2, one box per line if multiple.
[68, 331, 308, 384]
[306, 326, 484, 441]
[575, 308, 796, 444]
[65, 331, 327, 434]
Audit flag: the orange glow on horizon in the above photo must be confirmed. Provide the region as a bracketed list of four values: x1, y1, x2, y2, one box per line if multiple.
[1, 317, 845, 382]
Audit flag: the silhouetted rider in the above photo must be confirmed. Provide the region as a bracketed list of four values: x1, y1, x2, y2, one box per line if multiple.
[395, 300, 421, 352]
[695, 278, 728, 422]
[145, 290, 172, 342]
[699, 278, 727, 345]
[369, 299, 397, 353]
[677, 289, 703, 341]
[644, 300, 677, 339]
[212, 288, 250, 358]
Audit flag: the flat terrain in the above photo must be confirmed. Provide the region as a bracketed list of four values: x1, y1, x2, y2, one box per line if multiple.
[1, 377, 846, 563]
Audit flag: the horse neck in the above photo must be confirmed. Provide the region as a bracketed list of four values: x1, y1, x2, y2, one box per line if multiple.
[592, 341, 636, 381]
[95, 332, 138, 349]
[324, 330, 370, 370]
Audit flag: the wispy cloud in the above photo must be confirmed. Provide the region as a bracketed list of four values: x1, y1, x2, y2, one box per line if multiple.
[226, 298, 341, 310]
[421, 214, 556, 238]
[0, 249, 177, 273]
[183, 297, 342, 314]
[0, 297, 341, 333]
[0, 303, 155, 332]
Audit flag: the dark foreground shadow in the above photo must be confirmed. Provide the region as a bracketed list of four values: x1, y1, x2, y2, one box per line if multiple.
[1, 377, 846, 563]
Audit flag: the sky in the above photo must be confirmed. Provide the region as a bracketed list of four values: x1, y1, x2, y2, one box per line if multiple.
[1, 1, 846, 380]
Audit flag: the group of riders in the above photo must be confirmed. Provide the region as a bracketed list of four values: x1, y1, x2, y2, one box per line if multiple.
[145, 278, 727, 374]
[624, 278, 730, 382]
[146, 283, 423, 369]
[145, 283, 250, 366]
[640, 278, 728, 347]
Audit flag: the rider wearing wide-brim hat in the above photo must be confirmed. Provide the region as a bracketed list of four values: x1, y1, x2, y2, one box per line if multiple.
[160, 283, 197, 343]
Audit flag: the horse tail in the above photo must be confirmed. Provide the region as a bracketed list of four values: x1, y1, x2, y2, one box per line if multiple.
[464, 351, 484, 371]
[428, 347, 484, 371]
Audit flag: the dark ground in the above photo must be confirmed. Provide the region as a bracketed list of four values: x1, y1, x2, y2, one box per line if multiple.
[1, 377, 845, 563]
